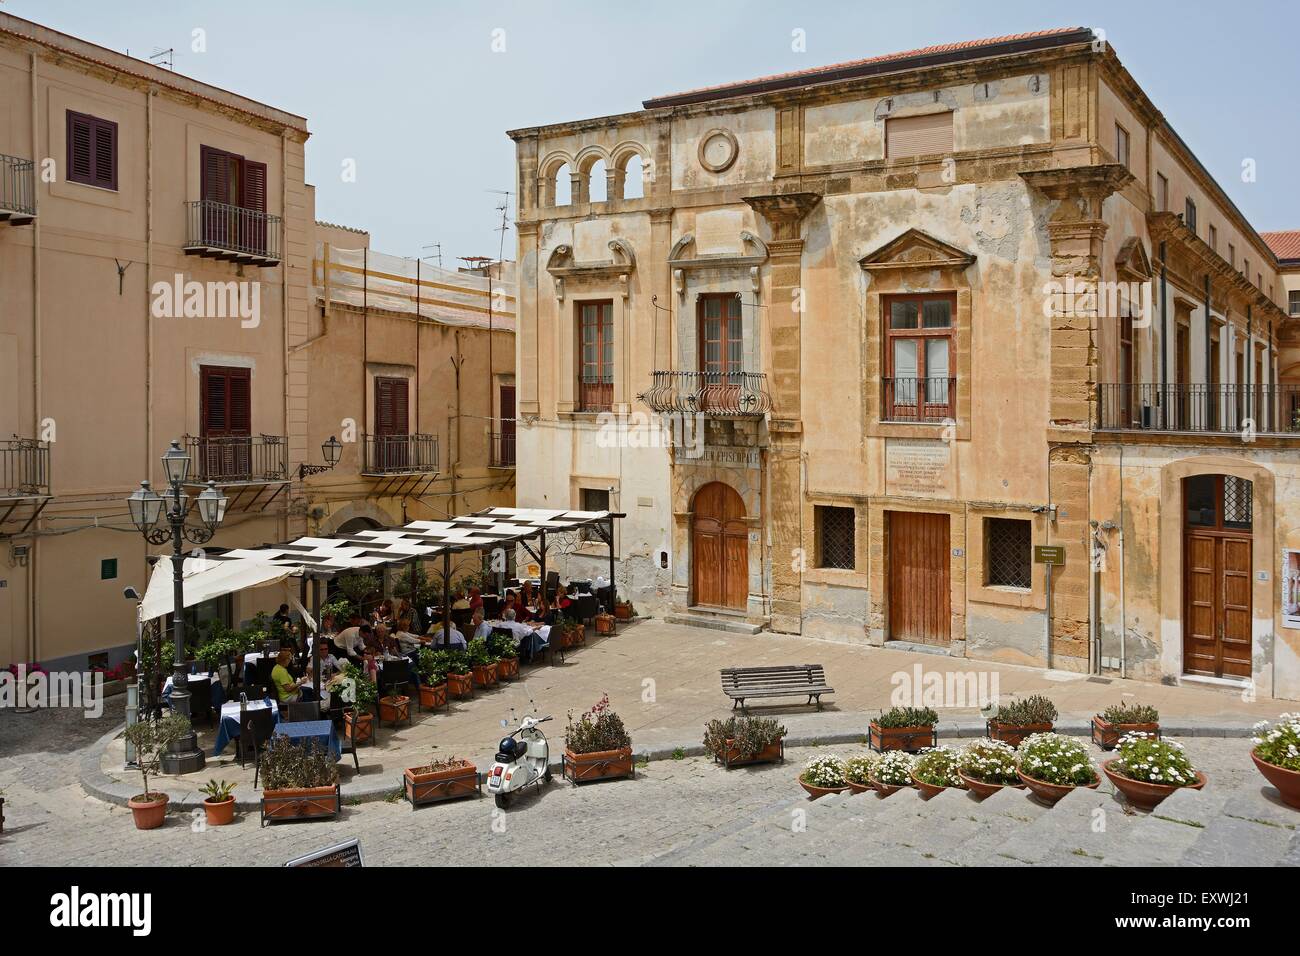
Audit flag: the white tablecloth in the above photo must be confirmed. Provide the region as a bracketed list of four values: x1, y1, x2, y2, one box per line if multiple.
[220, 699, 278, 721]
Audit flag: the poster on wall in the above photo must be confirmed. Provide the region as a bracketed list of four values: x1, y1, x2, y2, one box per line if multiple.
[1283, 550, 1300, 629]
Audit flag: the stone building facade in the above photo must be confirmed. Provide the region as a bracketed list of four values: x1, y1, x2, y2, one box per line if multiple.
[509, 27, 1300, 700]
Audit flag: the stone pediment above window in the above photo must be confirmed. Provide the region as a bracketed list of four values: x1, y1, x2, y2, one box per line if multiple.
[857, 228, 976, 273]
[668, 230, 768, 299]
[1115, 236, 1153, 280]
[546, 237, 636, 301]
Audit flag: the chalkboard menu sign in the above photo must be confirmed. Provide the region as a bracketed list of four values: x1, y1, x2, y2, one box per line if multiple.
[285, 839, 364, 868]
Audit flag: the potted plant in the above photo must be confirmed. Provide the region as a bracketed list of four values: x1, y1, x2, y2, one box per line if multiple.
[988, 695, 1058, 747]
[562, 694, 634, 784]
[552, 612, 576, 650]
[910, 746, 965, 799]
[867, 750, 915, 797]
[614, 598, 634, 620]
[488, 632, 519, 680]
[199, 779, 237, 827]
[844, 753, 879, 794]
[445, 648, 474, 699]
[121, 714, 190, 830]
[799, 755, 850, 798]
[957, 738, 1023, 799]
[338, 662, 376, 743]
[1015, 732, 1099, 806]
[1091, 702, 1160, 751]
[260, 736, 341, 825]
[1250, 713, 1300, 809]
[403, 753, 480, 807]
[1103, 733, 1206, 810]
[594, 610, 616, 635]
[868, 706, 938, 752]
[0, 785, 5, 834]
[703, 716, 786, 768]
[467, 637, 498, 688]
[416, 647, 449, 710]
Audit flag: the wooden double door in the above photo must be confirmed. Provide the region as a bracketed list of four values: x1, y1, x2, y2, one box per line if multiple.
[1183, 475, 1253, 679]
[888, 511, 951, 645]
[691, 482, 748, 610]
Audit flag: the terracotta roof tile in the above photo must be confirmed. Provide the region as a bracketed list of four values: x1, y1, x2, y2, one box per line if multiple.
[1261, 230, 1300, 262]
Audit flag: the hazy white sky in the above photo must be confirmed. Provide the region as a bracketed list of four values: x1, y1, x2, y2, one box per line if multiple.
[11, 0, 1299, 261]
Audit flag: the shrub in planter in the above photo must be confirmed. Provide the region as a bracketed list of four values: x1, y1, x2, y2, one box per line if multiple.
[989, 695, 1058, 746]
[703, 716, 786, 768]
[1015, 732, 1098, 806]
[844, 753, 880, 794]
[868, 706, 938, 752]
[337, 662, 377, 742]
[1103, 733, 1205, 810]
[613, 599, 634, 620]
[487, 632, 519, 679]
[122, 714, 191, 830]
[416, 647, 449, 710]
[957, 738, 1022, 798]
[1092, 702, 1160, 750]
[1250, 713, 1300, 809]
[799, 755, 849, 797]
[868, 749, 915, 796]
[910, 746, 965, 799]
[404, 754, 479, 807]
[563, 694, 634, 784]
[444, 648, 474, 699]
[468, 638, 498, 688]
[260, 736, 340, 826]
[199, 779, 237, 827]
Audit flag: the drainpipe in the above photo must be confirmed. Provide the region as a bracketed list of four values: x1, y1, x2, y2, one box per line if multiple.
[27, 51, 40, 664]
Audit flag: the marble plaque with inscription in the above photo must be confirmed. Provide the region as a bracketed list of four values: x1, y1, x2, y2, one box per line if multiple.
[573, 219, 612, 264]
[885, 439, 952, 497]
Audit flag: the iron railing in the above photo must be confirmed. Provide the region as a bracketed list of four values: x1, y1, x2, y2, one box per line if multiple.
[639, 370, 772, 417]
[362, 433, 439, 474]
[183, 200, 282, 262]
[1096, 383, 1300, 435]
[489, 430, 516, 468]
[882, 377, 956, 423]
[1, 439, 50, 497]
[0, 154, 36, 221]
[578, 375, 613, 413]
[185, 435, 289, 483]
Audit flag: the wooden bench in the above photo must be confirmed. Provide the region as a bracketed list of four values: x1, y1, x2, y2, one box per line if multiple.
[720, 664, 833, 711]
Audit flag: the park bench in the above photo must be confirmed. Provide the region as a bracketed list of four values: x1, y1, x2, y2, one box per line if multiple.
[720, 664, 833, 711]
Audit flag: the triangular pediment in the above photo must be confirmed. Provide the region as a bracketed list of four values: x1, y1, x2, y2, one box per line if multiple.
[858, 228, 976, 272]
[1115, 236, 1153, 280]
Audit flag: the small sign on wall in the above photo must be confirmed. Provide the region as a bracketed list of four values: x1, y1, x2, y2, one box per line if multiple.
[1282, 550, 1300, 629]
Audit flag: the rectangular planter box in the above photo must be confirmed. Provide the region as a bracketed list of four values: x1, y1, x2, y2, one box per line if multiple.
[868, 723, 937, 753]
[594, 613, 615, 635]
[378, 695, 410, 724]
[260, 784, 341, 826]
[344, 710, 373, 745]
[987, 720, 1053, 748]
[418, 682, 448, 710]
[403, 761, 481, 807]
[1091, 717, 1160, 751]
[496, 657, 519, 680]
[447, 672, 474, 699]
[471, 664, 498, 688]
[717, 738, 784, 769]
[563, 746, 634, 784]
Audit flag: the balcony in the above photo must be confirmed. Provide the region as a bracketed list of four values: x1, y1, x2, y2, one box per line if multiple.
[489, 430, 516, 468]
[183, 200, 282, 267]
[882, 377, 956, 424]
[1, 439, 51, 533]
[578, 376, 613, 413]
[1096, 383, 1300, 436]
[0, 154, 36, 226]
[185, 435, 289, 483]
[362, 433, 440, 476]
[639, 371, 772, 418]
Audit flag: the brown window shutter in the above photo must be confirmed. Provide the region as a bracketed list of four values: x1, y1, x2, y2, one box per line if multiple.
[885, 112, 953, 159]
[201, 366, 252, 437]
[243, 161, 267, 212]
[375, 377, 409, 435]
[67, 111, 94, 185]
[92, 118, 118, 189]
[228, 368, 252, 434]
[201, 145, 231, 204]
[201, 366, 227, 436]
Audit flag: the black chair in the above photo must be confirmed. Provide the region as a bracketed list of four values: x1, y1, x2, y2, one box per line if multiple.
[261, 640, 281, 658]
[339, 706, 362, 772]
[574, 594, 599, 624]
[451, 607, 473, 632]
[545, 571, 560, 603]
[285, 700, 321, 722]
[249, 658, 276, 698]
[238, 707, 277, 785]
[188, 676, 214, 726]
[377, 659, 412, 728]
[482, 594, 502, 619]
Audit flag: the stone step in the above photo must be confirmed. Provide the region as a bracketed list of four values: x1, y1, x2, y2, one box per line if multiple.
[663, 611, 764, 635]
[993, 785, 1136, 866]
[1179, 787, 1299, 867]
[1100, 786, 1222, 867]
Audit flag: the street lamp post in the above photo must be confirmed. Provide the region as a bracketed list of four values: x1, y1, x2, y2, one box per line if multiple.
[126, 439, 227, 775]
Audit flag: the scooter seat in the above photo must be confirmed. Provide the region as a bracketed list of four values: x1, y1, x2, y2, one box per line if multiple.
[495, 737, 526, 763]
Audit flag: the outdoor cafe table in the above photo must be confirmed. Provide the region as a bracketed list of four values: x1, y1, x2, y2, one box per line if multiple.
[274, 719, 341, 760]
[213, 699, 280, 757]
[162, 672, 225, 709]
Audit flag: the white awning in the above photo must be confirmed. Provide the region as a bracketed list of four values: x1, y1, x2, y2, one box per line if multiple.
[140, 555, 301, 622]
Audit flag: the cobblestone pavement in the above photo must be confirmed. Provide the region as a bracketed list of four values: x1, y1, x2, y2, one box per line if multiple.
[1, 699, 1295, 866]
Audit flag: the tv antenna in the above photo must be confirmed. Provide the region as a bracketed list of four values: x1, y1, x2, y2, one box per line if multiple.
[421, 242, 442, 268]
[149, 47, 174, 70]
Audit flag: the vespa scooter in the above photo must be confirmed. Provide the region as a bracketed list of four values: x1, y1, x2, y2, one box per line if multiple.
[486, 714, 552, 808]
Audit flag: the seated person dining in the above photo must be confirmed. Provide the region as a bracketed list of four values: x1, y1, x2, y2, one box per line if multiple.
[426, 618, 467, 648]
[470, 607, 492, 640]
[271, 648, 319, 704]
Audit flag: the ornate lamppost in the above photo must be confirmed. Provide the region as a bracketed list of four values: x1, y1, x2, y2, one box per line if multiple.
[126, 439, 227, 774]
[298, 435, 343, 479]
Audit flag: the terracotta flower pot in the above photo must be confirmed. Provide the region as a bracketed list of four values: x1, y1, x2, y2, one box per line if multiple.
[846, 779, 874, 794]
[799, 777, 850, 798]
[594, 613, 615, 634]
[1017, 769, 1099, 807]
[989, 721, 1053, 748]
[570, 624, 586, 647]
[716, 738, 784, 768]
[378, 695, 410, 723]
[866, 776, 910, 797]
[1091, 716, 1160, 751]
[563, 746, 634, 784]
[1103, 759, 1207, 811]
[128, 792, 169, 830]
[1250, 750, 1300, 809]
[471, 663, 497, 688]
[261, 784, 341, 825]
[403, 759, 480, 806]
[958, 770, 1024, 800]
[447, 671, 474, 699]
[344, 709, 373, 744]
[418, 682, 448, 710]
[614, 602, 633, 620]
[203, 796, 236, 827]
[911, 772, 960, 800]
[497, 657, 519, 680]
[868, 722, 936, 753]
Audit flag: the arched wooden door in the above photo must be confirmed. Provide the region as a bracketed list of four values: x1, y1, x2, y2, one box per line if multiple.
[691, 482, 748, 610]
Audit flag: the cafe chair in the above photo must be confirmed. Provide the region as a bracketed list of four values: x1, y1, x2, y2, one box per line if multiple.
[339, 706, 362, 772]
[285, 700, 321, 723]
[545, 570, 560, 603]
[189, 677, 214, 727]
[239, 706, 277, 786]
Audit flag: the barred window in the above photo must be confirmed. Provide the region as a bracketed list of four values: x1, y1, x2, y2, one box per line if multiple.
[580, 488, 610, 542]
[985, 518, 1031, 589]
[815, 506, 856, 570]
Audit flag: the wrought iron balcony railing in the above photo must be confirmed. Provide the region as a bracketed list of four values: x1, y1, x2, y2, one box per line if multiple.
[1, 439, 50, 497]
[362, 433, 440, 475]
[639, 370, 772, 418]
[184, 435, 289, 483]
[1097, 383, 1300, 435]
[882, 376, 956, 423]
[578, 375, 613, 413]
[183, 200, 282, 265]
[489, 430, 516, 468]
[0, 154, 36, 225]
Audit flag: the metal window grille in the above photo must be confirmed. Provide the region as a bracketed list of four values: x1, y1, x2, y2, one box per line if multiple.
[986, 518, 1031, 589]
[1223, 476, 1252, 529]
[816, 506, 856, 570]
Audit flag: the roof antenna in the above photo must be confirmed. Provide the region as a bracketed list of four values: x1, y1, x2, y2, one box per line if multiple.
[421, 242, 442, 268]
[149, 47, 174, 70]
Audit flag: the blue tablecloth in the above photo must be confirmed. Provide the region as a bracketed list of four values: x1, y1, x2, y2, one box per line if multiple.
[274, 719, 341, 760]
[213, 701, 279, 757]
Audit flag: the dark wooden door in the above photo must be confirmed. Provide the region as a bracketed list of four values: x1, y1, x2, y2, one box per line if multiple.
[1183, 474, 1253, 679]
[374, 376, 409, 471]
[499, 384, 516, 466]
[691, 482, 747, 610]
[199, 365, 251, 480]
[888, 511, 950, 645]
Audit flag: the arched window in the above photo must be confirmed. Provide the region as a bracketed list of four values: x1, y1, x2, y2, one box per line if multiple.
[622, 154, 645, 199]
[554, 163, 572, 206]
[588, 159, 607, 203]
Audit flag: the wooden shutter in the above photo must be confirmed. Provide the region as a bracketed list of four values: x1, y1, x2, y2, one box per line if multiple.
[375, 378, 409, 436]
[200, 366, 251, 437]
[67, 111, 117, 189]
[67, 112, 93, 184]
[885, 112, 953, 159]
[243, 161, 267, 211]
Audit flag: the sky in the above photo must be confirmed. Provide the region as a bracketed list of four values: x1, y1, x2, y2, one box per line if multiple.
[9, 0, 1299, 261]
